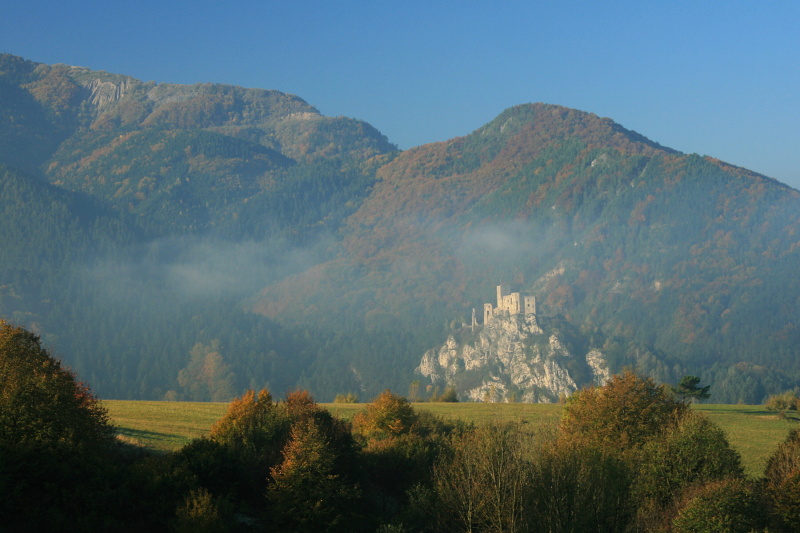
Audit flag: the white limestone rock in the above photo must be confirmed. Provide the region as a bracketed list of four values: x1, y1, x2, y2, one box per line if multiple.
[416, 313, 608, 403]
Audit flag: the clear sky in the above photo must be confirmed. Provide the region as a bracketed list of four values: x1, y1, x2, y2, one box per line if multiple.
[2, 1, 799, 188]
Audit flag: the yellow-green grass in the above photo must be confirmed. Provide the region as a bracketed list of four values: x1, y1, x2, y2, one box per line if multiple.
[104, 400, 228, 453]
[104, 400, 795, 478]
[325, 401, 563, 426]
[694, 404, 797, 478]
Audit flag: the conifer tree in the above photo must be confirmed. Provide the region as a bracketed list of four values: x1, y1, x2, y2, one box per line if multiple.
[671, 375, 711, 404]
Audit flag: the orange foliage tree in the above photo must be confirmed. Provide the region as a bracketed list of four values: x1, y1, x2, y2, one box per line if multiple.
[560, 371, 687, 450]
[352, 389, 419, 439]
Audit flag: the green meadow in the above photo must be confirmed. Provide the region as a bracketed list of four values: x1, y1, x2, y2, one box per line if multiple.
[104, 400, 795, 478]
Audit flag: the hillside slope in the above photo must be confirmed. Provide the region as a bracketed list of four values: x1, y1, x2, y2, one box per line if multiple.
[0, 54, 395, 399]
[1, 54, 798, 402]
[255, 104, 800, 402]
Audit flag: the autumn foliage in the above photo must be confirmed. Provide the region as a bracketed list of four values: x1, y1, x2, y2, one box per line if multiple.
[352, 389, 419, 438]
[560, 370, 687, 450]
[0, 321, 112, 449]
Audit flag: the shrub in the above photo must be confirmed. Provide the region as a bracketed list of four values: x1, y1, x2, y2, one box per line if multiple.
[172, 488, 230, 533]
[764, 429, 800, 530]
[765, 429, 800, 490]
[765, 391, 800, 414]
[771, 469, 800, 531]
[634, 412, 744, 506]
[672, 479, 765, 533]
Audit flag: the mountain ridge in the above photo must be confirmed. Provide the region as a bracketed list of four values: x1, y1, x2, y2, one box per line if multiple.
[1, 53, 798, 402]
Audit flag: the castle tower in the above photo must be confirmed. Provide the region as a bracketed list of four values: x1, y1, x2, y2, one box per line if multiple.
[524, 295, 537, 315]
[484, 303, 494, 324]
[503, 292, 521, 314]
[497, 283, 510, 308]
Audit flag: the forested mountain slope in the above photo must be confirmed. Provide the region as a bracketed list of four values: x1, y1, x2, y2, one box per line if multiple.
[0, 53, 394, 399]
[1, 53, 798, 402]
[256, 104, 800, 402]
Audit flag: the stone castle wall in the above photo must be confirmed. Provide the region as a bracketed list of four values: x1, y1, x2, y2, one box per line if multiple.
[484, 284, 536, 323]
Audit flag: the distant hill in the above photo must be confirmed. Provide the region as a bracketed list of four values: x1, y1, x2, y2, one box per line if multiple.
[0, 53, 798, 402]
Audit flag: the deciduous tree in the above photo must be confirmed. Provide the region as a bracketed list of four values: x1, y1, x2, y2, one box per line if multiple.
[268, 417, 361, 532]
[433, 422, 532, 533]
[176, 340, 236, 402]
[0, 322, 115, 530]
[210, 388, 290, 470]
[560, 371, 687, 451]
[353, 390, 419, 439]
[0, 321, 112, 449]
[631, 412, 744, 530]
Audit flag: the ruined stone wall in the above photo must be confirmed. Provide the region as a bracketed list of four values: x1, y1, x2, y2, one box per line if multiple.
[485, 284, 536, 324]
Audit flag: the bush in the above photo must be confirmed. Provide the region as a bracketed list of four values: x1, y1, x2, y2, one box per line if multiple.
[353, 390, 419, 439]
[672, 479, 765, 533]
[765, 391, 800, 413]
[771, 469, 800, 531]
[764, 429, 800, 530]
[172, 488, 230, 533]
[634, 412, 744, 506]
[765, 429, 800, 490]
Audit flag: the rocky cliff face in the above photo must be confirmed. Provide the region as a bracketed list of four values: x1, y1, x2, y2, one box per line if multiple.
[416, 312, 609, 402]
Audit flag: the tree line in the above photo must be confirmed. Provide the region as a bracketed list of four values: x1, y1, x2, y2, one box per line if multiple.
[3, 321, 800, 531]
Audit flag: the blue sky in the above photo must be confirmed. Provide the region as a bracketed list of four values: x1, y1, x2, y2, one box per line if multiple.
[3, 1, 799, 188]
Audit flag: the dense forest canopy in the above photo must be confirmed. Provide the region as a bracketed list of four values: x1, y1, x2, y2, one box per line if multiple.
[0, 53, 799, 402]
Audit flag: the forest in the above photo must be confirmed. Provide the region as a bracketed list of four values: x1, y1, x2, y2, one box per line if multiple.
[3, 321, 800, 532]
[2, 52, 800, 403]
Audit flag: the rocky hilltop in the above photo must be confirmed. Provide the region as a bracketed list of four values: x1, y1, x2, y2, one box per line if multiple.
[416, 312, 610, 402]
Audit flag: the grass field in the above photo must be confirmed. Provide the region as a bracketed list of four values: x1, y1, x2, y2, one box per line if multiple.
[103, 400, 796, 478]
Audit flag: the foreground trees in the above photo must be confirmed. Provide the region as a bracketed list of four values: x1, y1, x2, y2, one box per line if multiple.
[0, 322, 118, 531]
[5, 342, 800, 532]
[432, 372, 754, 532]
[560, 370, 687, 449]
[0, 321, 113, 448]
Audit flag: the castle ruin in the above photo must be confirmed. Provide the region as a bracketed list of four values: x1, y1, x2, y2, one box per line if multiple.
[483, 283, 536, 324]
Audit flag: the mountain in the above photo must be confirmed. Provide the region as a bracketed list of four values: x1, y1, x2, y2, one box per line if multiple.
[0, 53, 798, 402]
[254, 104, 800, 403]
[0, 53, 396, 399]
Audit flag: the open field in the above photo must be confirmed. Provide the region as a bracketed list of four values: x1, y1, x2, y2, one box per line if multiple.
[104, 400, 796, 477]
[693, 404, 796, 477]
[105, 400, 229, 452]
